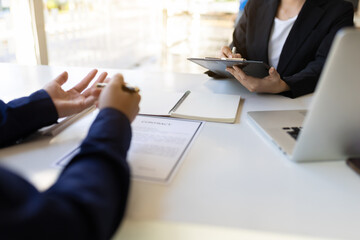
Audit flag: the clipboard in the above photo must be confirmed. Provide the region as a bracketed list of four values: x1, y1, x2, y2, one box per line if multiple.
[187, 57, 270, 79]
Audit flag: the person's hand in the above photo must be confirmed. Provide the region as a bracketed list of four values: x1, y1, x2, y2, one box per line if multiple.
[44, 69, 107, 118]
[220, 46, 242, 59]
[98, 74, 141, 122]
[226, 66, 290, 93]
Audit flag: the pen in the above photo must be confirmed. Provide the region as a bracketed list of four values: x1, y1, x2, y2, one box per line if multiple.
[232, 46, 236, 54]
[96, 82, 140, 93]
[230, 46, 245, 61]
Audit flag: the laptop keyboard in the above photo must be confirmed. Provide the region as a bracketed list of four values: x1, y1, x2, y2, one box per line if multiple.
[283, 127, 302, 140]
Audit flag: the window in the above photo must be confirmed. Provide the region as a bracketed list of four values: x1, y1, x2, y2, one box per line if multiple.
[1, 0, 239, 73]
[44, 0, 163, 69]
[0, 1, 15, 63]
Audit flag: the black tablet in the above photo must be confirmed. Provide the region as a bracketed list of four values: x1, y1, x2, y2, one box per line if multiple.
[187, 57, 270, 79]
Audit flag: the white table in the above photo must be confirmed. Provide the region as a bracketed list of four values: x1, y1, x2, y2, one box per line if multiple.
[1, 63, 359, 240]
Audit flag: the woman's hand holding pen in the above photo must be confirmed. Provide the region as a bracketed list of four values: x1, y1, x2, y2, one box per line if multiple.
[98, 73, 141, 122]
[44, 69, 107, 118]
[221, 46, 242, 59]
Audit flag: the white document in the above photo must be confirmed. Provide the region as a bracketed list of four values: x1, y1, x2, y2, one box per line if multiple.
[55, 116, 203, 183]
[128, 116, 203, 182]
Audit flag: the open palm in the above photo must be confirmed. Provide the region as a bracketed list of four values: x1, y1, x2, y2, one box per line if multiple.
[44, 69, 107, 118]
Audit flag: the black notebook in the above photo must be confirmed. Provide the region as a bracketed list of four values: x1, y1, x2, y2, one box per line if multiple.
[188, 57, 270, 79]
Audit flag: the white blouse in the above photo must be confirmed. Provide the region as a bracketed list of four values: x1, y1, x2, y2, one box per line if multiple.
[268, 15, 298, 69]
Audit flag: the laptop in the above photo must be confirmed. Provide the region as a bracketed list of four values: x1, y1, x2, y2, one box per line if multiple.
[247, 28, 360, 162]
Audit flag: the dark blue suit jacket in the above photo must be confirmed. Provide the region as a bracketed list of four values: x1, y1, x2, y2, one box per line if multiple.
[0, 90, 131, 239]
[232, 0, 354, 97]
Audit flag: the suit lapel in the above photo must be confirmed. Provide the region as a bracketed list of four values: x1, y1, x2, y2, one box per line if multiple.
[277, 0, 326, 74]
[256, 0, 279, 61]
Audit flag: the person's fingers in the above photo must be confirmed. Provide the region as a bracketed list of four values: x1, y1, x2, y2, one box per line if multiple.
[83, 95, 97, 109]
[233, 65, 247, 80]
[135, 92, 141, 103]
[226, 66, 247, 86]
[268, 67, 281, 81]
[226, 67, 235, 75]
[81, 72, 108, 98]
[229, 66, 258, 92]
[269, 67, 281, 79]
[232, 53, 243, 58]
[269, 67, 276, 76]
[129, 93, 141, 121]
[111, 73, 125, 85]
[109, 74, 125, 90]
[54, 71, 68, 86]
[94, 100, 99, 108]
[90, 87, 102, 98]
[81, 71, 107, 95]
[104, 77, 111, 83]
[73, 69, 98, 92]
[221, 46, 232, 58]
[91, 71, 108, 86]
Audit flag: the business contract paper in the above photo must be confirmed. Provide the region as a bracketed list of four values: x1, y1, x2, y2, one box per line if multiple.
[55, 116, 203, 183]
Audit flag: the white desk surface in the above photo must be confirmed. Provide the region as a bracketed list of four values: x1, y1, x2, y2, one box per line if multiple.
[0, 63, 359, 240]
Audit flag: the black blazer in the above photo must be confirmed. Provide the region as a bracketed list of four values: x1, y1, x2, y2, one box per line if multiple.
[231, 0, 354, 97]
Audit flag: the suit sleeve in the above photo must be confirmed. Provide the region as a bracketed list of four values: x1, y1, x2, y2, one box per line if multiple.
[0, 108, 132, 240]
[230, 0, 251, 58]
[282, 4, 354, 98]
[0, 90, 58, 147]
